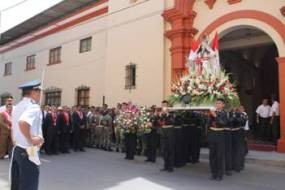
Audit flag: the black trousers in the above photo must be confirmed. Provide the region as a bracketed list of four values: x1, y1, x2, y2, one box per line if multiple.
[224, 130, 232, 173]
[259, 117, 269, 141]
[174, 126, 186, 167]
[272, 116, 280, 144]
[208, 131, 225, 178]
[146, 129, 159, 162]
[73, 128, 86, 151]
[46, 128, 58, 154]
[125, 133, 137, 160]
[188, 126, 201, 164]
[59, 131, 70, 153]
[11, 146, 39, 190]
[41, 125, 47, 152]
[232, 129, 245, 171]
[136, 135, 143, 155]
[160, 127, 175, 170]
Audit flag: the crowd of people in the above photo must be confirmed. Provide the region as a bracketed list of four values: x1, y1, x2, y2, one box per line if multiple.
[0, 94, 251, 182]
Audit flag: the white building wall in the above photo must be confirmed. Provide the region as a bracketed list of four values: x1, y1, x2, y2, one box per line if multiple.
[105, 0, 165, 106]
[0, 0, 167, 107]
[0, 6, 108, 106]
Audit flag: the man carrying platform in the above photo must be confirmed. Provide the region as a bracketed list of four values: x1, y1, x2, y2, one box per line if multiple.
[208, 98, 229, 181]
[159, 100, 175, 172]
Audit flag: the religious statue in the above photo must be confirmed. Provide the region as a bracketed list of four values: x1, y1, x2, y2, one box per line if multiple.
[188, 34, 221, 75]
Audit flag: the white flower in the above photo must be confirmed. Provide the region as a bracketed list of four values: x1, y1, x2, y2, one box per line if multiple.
[207, 87, 213, 93]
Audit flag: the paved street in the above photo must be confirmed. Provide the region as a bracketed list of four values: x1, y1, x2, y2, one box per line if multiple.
[0, 149, 285, 190]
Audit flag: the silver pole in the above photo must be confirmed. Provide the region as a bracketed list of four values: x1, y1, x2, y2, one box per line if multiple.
[0, 10, 2, 40]
[39, 68, 46, 105]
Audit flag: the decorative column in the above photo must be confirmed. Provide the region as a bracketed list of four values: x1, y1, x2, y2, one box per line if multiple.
[276, 57, 285, 153]
[162, 0, 198, 81]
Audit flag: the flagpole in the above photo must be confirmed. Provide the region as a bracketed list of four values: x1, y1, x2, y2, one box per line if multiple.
[39, 68, 46, 105]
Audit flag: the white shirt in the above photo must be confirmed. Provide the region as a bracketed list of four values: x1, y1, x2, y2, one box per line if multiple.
[0, 105, 15, 113]
[12, 97, 43, 149]
[270, 101, 280, 117]
[256, 104, 271, 118]
[0, 106, 5, 112]
[242, 112, 249, 131]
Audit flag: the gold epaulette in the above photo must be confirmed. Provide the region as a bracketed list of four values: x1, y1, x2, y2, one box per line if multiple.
[231, 127, 242, 131]
[209, 127, 225, 131]
[162, 125, 173, 128]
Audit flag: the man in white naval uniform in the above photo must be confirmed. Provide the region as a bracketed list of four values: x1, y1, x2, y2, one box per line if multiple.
[11, 80, 44, 190]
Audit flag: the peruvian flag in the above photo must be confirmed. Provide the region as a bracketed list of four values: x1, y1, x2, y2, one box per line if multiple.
[212, 32, 219, 51]
[189, 39, 199, 59]
[211, 32, 221, 73]
[188, 39, 200, 73]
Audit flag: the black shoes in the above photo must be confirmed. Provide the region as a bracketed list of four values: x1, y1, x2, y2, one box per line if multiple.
[125, 156, 134, 160]
[216, 176, 223, 181]
[209, 176, 222, 181]
[225, 171, 232, 176]
[167, 168, 173, 172]
[160, 168, 173, 172]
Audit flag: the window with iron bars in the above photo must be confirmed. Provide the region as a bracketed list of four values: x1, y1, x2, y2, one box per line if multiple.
[4, 62, 12, 76]
[77, 88, 90, 107]
[79, 37, 92, 53]
[125, 64, 136, 89]
[26, 55, 36, 71]
[49, 47, 61, 65]
[45, 91, 61, 106]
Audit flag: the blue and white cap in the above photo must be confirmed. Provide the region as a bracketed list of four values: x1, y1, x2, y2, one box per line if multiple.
[18, 79, 42, 90]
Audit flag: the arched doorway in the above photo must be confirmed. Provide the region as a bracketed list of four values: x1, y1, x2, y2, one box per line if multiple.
[219, 26, 279, 147]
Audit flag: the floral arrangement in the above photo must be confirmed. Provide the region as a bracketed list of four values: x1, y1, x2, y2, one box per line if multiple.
[169, 71, 240, 107]
[114, 103, 139, 133]
[138, 107, 152, 134]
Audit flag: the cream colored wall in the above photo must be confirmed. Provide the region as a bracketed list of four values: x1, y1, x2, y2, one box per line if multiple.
[0, 13, 108, 106]
[0, 0, 168, 107]
[164, 0, 174, 9]
[162, 0, 173, 100]
[163, 20, 172, 100]
[193, 0, 285, 56]
[105, 0, 165, 106]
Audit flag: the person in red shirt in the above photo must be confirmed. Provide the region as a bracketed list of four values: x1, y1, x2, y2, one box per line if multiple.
[0, 104, 13, 159]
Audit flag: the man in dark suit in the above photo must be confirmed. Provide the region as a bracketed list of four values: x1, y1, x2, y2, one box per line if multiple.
[72, 105, 87, 152]
[57, 106, 71, 153]
[45, 106, 59, 155]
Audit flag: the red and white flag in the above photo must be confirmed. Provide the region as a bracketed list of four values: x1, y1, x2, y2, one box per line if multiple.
[211, 32, 221, 73]
[188, 39, 200, 73]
